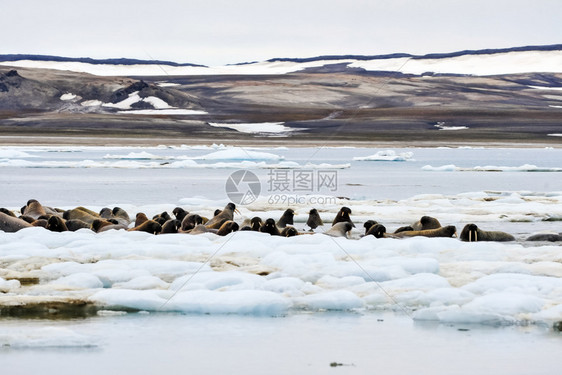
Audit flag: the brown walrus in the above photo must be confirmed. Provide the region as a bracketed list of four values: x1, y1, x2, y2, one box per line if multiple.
[24, 199, 47, 220]
[160, 219, 181, 234]
[365, 223, 387, 238]
[205, 203, 238, 229]
[277, 209, 295, 228]
[525, 233, 562, 242]
[180, 214, 203, 232]
[281, 226, 299, 237]
[259, 218, 281, 236]
[46, 215, 68, 232]
[127, 220, 162, 234]
[0, 212, 33, 232]
[306, 208, 324, 231]
[240, 216, 263, 231]
[216, 221, 239, 236]
[411, 216, 442, 231]
[459, 224, 515, 242]
[63, 207, 100, 224]
[393, 225, 457, 238]
[332, 207, 353, 227]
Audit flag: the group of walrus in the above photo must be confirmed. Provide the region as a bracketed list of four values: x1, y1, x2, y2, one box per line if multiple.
[1, 199, 561, 242]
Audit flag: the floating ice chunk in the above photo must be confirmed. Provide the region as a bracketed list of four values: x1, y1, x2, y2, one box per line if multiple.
[422, 164, 562, 172]
[103, 151, 168, 160]
[353, 150, 414, 161]
[0, 327, 98, 348]
[194, 148, 284, 161]
[0, 150, 38, 158]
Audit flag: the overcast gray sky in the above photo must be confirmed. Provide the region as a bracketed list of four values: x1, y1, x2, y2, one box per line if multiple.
[2, 0, 560, 66]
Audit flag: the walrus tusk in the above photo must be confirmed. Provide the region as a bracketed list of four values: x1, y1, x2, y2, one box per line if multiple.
[475, 231, 478, 242]
[235, 208, 241, 215]
[469, 231, 472, 242]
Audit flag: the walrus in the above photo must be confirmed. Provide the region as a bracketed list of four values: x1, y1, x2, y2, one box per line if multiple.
[180, 214, 203, 232]
[281, 226, 299, 237]
[32, 219, 48, 228]
[63, 207, 100, 224]
[240, 216, 263, 231]
[277, 209, 295, 228]
[0, 212, 33, 232]
[213, 209, 222, 217]
[153, 216, 168, 225]
[332, 207, 354, 227]
[393, 225, 457, 238]
[306, 208, 324, 231]
[65, 219, 91, 231]
[525, 233, 562, 242]
[153, 211, 171, 222]
[324, 222, 353, 238]
[127, 220, 162, 235]
[24, 199, 47, 220]
[172, 207, 188, 222]
[160, 219, 181, 234]
[99, 207, 130, 227]
[112, 207, 130, 223]
[365, 223, 387, 238]
[394, 225, 414, 234]
[259, 218, 281, 236]
[188, 224, 214, 235]
[363, 220, 378, 235]
[92, 219, 121, 233]
[134, 212, 149, 227]
[46, 216, 68, 232]
[411, 216, 442, 231]
[205, 203, 238, 229]
[216, 221, 239, 236]
[99, 208, 114, 219]
[459, 224, 515, 242]
[0, 208, 16, 217]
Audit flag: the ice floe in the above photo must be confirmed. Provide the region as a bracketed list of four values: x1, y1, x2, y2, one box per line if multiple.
[353, 150, 414, 161]
[422, 164, 562, 172]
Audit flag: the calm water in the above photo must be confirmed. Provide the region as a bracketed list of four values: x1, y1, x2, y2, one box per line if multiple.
[1, 312, 560, 375]
[1, 146, 561, 206]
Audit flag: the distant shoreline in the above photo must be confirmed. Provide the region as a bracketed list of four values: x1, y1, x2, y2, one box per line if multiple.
[0, 135, 559, 149]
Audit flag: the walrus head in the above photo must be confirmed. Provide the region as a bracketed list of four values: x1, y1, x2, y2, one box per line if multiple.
[460, 223, 479, 242]
[366, 223, 386, 238]
[363, 220, 378, 234]
[281, 226, 298, 237]
[260, 218, 280, 236]
[47, 215, 68, 232]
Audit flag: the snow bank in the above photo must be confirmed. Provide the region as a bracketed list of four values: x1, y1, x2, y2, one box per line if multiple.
[1, 223, 561, 324]
[208, 122, 304, 135]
